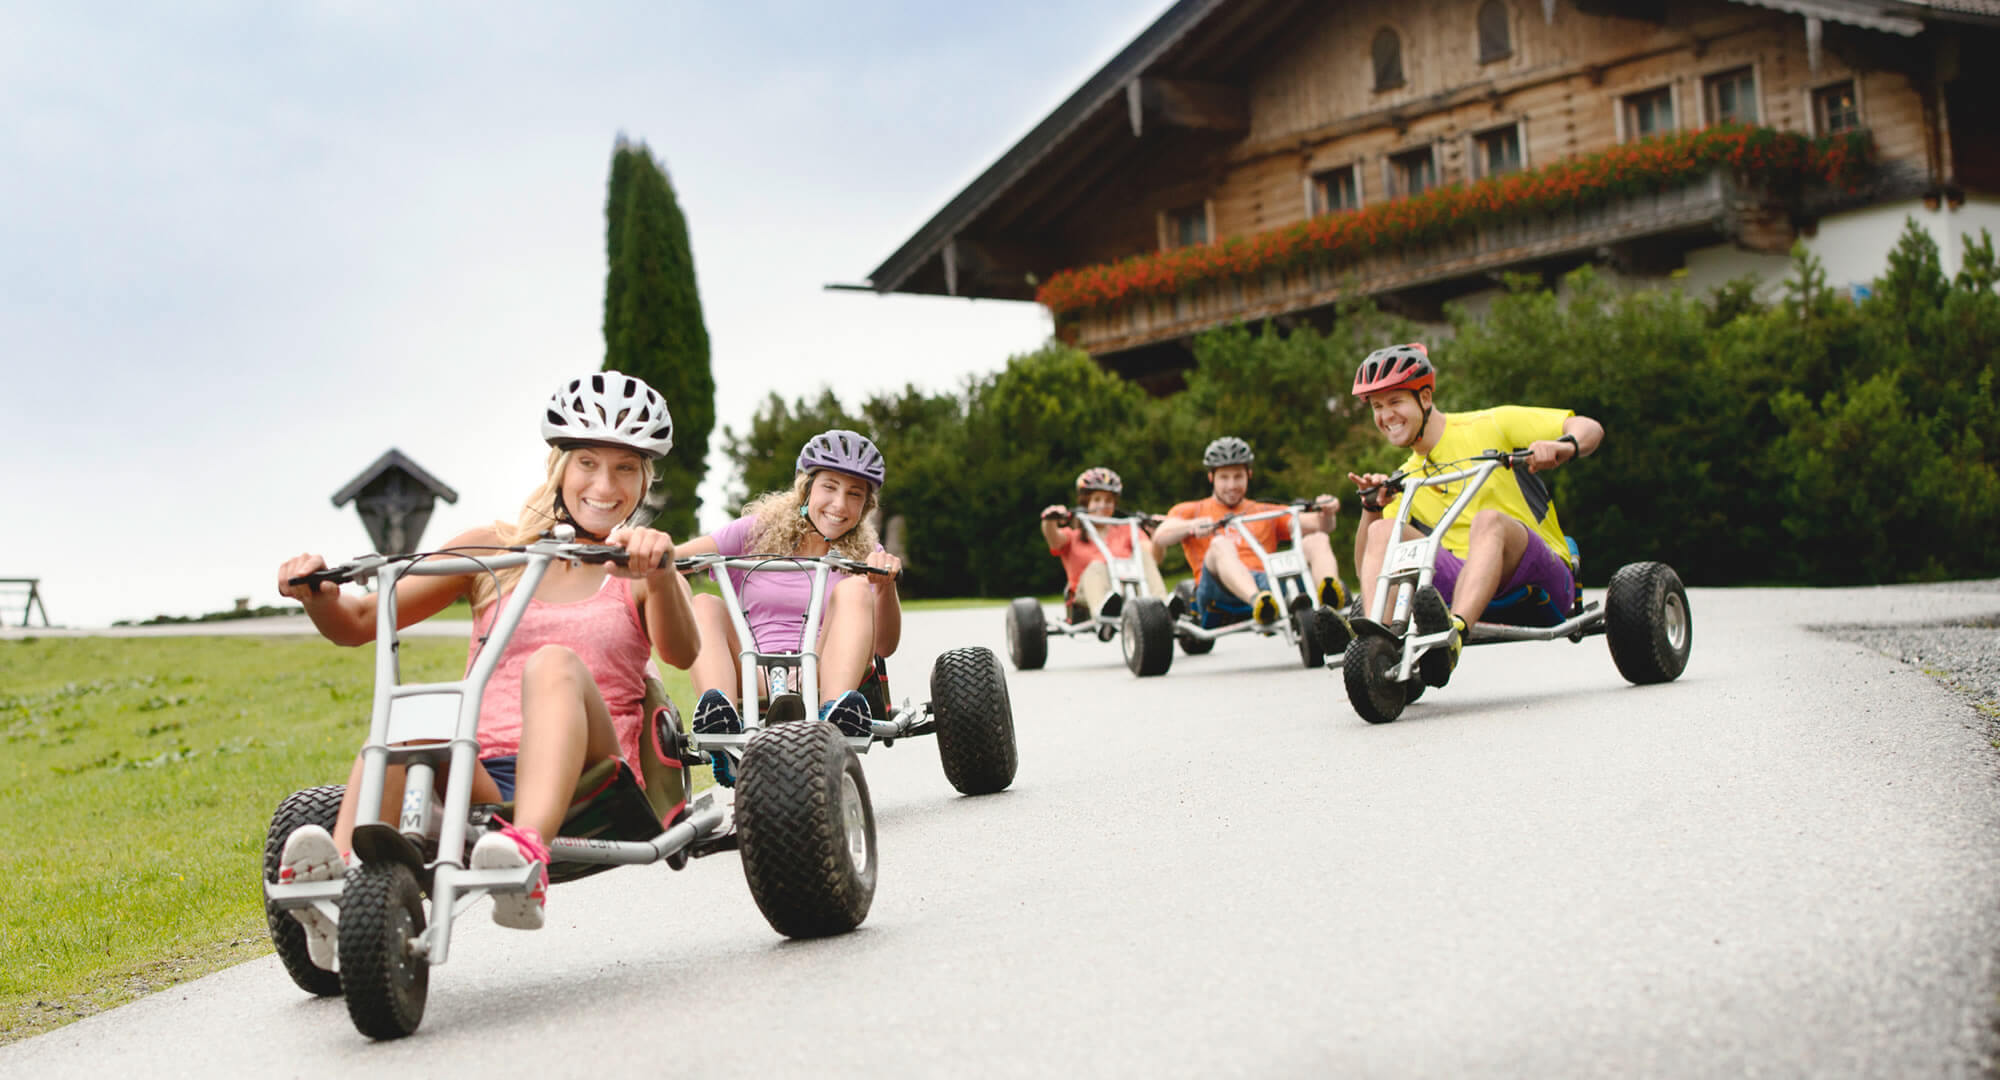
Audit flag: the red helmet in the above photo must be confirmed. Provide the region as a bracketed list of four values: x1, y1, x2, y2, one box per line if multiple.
[1352, 343, 1435, 398]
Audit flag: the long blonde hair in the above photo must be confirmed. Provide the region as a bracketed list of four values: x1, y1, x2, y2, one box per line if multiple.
[740, 471, 879, 560]
[468, 447, 657, 610]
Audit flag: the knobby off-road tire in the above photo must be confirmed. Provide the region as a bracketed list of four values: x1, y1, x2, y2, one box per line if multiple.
[736, 720, 875, 938]
[1005, 598, 1047, 671]
[1121, 596, 1174, 677]
[1289, 594, 1323, 669]
[263, 784, 346, 998]
[1605, 561, 1692, 685]
[931, 646, 1018, 795]
[1343, 634, 1408, 725]
[338, 861, 429, 1040]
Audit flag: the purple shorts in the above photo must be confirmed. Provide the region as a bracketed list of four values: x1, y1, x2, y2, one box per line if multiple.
[1431, 532, 1577, 627]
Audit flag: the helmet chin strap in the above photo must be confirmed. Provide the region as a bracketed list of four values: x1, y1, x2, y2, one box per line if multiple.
[798, 503, 855, 544]
[552, 492, 611, 543]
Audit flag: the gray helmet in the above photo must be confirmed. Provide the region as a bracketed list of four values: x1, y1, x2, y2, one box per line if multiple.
[1202, 436, 1254, 469]
[541, 371, 674, 459]
[796, 429, 886, 489]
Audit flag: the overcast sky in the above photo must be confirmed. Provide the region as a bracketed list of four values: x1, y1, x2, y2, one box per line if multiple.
[0, 0, 1172, 627]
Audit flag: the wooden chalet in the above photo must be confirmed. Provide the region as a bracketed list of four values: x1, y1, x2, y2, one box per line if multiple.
[859, 0, 2000, 391]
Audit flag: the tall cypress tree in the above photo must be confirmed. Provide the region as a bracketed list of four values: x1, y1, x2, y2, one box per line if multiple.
[603, 138, 714, 538]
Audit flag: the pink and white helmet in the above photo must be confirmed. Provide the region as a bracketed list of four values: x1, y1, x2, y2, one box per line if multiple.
[796, 429, 886, 489]
[541, 371, 675, 459]
[1075, 467, 1123, 495]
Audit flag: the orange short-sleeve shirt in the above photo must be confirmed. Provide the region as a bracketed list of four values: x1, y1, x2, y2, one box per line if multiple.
[1048, 523, 1136, 591]
[1165, 497, 1292, 584]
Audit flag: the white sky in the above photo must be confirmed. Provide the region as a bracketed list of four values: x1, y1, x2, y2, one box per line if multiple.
[0, 0, 1172, 627]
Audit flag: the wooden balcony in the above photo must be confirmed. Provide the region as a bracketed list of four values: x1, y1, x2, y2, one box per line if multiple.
[1069, 170, 1789, 360]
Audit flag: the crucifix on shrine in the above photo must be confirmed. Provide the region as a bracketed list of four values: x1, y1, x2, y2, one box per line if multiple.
[331, 449, 459, 556]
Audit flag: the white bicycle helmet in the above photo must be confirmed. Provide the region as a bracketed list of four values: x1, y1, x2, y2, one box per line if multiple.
[1202, 436, 1254, 469]
[541, 371, 675, 460]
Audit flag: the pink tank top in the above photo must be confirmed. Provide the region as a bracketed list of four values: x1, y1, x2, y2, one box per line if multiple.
[466, 573, 652, 777]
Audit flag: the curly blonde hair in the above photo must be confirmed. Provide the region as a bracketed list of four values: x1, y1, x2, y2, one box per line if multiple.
[467, 447, 656, 610]
[740, 471, 879, 560]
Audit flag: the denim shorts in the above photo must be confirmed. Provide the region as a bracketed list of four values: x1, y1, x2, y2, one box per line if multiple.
[480, 755, 518, 801]
[1194, 570, 1270, 629]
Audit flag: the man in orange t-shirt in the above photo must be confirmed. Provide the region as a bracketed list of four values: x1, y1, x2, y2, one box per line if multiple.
[1040, 467, 1166, 624]
[1152, 437, 1351, 641]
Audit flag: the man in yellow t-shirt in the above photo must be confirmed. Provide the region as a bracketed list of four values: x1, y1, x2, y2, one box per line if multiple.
[1346, 343, 1604, 687]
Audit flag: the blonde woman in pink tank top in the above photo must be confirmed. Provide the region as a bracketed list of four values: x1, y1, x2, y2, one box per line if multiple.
[273, 373, 698, 949]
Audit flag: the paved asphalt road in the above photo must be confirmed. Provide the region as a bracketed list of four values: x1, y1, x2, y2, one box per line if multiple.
[7, 584, 2000, 1078]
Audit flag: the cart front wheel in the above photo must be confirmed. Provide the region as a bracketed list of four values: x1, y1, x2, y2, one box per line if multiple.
[338, 861, 429, 1040]
[1343, 633, 1408, 725]
[737, 720, 876, 938]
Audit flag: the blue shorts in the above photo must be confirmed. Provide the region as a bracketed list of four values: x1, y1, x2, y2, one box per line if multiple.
[1195, 570, 1270, 629]
[480, 755, 517, 801]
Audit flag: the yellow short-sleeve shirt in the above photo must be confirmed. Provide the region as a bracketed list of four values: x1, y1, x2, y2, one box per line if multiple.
[1384, 405, 1575, 566]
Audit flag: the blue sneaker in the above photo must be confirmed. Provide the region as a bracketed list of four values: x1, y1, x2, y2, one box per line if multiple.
[818, 690, 872, 738]
[691, 689, 742, 735]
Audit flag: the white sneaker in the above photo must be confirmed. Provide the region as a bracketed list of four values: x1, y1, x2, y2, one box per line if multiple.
[471, 823, 549, 930]
[277, 824, 344, 971]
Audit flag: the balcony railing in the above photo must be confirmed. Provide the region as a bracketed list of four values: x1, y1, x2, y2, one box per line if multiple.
[1068, 170, 1770, 355]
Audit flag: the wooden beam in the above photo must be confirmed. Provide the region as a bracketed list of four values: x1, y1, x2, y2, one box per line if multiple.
[1125, 76, 1248, 138]
[941, 235, 958, 297]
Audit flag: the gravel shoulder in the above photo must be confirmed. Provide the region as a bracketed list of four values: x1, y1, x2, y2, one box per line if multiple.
[1813, 579, 2000, 715]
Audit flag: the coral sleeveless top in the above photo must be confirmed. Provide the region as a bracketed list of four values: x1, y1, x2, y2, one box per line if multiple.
[466, 573, 651, 774]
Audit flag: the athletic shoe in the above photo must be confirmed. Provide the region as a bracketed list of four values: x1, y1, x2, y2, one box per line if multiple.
[1252, 590, 1282, 628]
[1411, 585, 1461, 687]
[471, 821, 549, 930]
[277, 824, 345, 971]
[1313, 604, 1355, 653]
[1166, 591, 1189, 620]
[691, 689, 742, 735]
[819, 690, 873, 738]
[1098, 593, 1124, 621]
[1318, 576, 1350, 611]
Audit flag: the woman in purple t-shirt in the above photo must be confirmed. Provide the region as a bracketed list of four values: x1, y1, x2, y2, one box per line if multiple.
[675, 430, 903, 739]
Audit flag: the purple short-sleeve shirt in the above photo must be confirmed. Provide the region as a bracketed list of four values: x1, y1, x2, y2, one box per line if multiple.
[711, 515, 876, 653]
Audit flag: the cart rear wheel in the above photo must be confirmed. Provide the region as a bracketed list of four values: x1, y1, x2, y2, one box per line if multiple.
[1121, 596, 1174, 677]
[1343, 634, 1408, 725]
[1005, 598, 1047, 671]
[263, 785, 346, 998]
[736, 720, 875, 938]
[1289, 593, 1323, 669]
[931, 647, 1018, 795]
[338, 861, 429, 1040]
[1605, 561, 1692, 685]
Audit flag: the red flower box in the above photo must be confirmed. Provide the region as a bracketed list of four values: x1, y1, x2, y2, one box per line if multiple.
[1036, 125, 1875, 316]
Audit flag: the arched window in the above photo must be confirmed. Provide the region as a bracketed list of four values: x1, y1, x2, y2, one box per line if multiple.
[1372, 28, 1404, 91]
[1478, 1, 1512, 63]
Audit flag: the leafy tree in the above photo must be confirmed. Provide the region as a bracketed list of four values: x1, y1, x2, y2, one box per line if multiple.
[603, 137, 714, 537]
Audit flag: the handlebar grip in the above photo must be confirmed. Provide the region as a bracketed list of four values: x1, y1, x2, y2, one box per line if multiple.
[287, 571, 344, 593]
[570, 545, 630, 566]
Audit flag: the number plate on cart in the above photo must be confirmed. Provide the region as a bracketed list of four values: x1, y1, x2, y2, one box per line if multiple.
[388, 692, 461, 744]
[1387, 539, 1429, 574]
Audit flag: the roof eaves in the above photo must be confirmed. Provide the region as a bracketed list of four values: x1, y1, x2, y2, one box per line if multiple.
[330, 449, 460, 508]
[1727, 0, 1923, 34]
[864, 0, 1234, 295]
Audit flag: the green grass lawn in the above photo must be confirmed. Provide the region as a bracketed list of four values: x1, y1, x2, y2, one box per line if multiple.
[0, 634, 698, 1044]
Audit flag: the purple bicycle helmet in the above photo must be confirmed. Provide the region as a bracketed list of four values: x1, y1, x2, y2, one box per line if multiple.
[796, 429, 886, 489]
